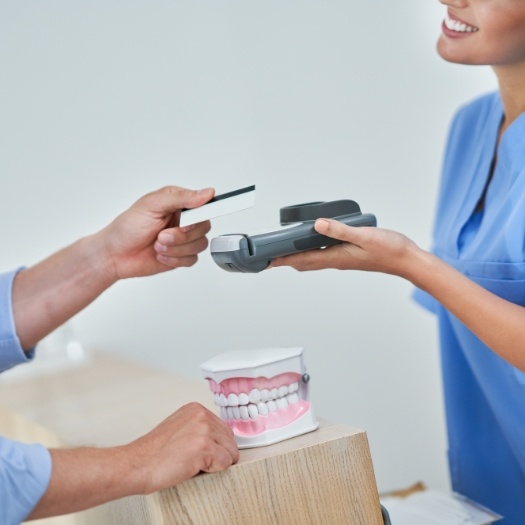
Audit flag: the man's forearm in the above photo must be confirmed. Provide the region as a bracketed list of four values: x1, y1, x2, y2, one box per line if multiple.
[27, 445, 136, 520]
[12, 233, 117, 350]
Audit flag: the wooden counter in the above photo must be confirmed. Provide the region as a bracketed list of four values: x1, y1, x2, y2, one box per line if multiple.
[0, 352, 383, 525]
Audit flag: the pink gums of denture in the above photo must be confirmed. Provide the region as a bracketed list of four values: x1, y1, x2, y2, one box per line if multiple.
[206, 372, 310, 436]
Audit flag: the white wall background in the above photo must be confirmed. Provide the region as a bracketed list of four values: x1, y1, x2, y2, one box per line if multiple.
[0, 1, 497, 494]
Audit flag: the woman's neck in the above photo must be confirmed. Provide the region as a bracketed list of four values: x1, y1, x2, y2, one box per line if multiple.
[494, 63, 525, 134]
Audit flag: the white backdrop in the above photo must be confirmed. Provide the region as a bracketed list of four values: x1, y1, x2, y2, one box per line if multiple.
[0, 1, 497, 493]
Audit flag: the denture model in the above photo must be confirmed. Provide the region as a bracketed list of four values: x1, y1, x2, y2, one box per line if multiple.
[200, 347, 318, 448]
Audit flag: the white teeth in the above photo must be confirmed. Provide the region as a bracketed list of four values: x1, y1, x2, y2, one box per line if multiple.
[240, 406, 250, 420]
[276, 397, 288, 410]
[260, 389, 270, 402]
[248, 404, 258, 419]
[445, 16, 478, 33]
[287, 393, 299, 405]
[228, 393, 239, 407]
[238, 393, 250, 406]
[257, 402, 269, 416]
[214, 382, 303, 421]
[249, 388, 261, 403]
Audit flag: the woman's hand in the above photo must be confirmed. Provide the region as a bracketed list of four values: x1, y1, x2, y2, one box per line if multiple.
[271, 218, 421, 280]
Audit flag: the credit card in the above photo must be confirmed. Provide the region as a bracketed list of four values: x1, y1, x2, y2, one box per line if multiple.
[179, 185, 256, 227]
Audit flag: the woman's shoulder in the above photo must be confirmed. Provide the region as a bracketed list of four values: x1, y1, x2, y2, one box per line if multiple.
[442, 91, 502, 170]
[445, 91, 501, 146]
[452, 91, 500, 125]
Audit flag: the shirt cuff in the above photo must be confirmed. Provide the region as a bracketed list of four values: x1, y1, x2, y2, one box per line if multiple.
[0, 268, 35, 373]
[0, 437, 52, 524]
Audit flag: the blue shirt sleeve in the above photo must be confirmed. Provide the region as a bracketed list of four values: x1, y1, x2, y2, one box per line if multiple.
[0, 269, 51, 522]
[0, 437, 52, 524]
[0, 269, 35, 373]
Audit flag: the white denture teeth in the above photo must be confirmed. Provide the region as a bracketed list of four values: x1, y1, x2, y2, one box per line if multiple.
[248, 404, 258, 419]
[240, 406, 249, 420]
[287, 393, 299, 405]
[260, 389, 270, 402]
[212, 381, 302, 417]
[249, 388, 261, 403]
[227, 393, 239, 407]
[217, 393, 302, 422]
[238, 393, 250, 406]
[200, 347, 319, 448]
[276, 397, 288, 410]
[257, 402, 269, 416]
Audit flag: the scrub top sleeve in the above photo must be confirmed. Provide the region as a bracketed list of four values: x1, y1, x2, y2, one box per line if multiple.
[412, 286, 438, 314]
[0, 269, 35, 373]
[0, 437, 52, 525]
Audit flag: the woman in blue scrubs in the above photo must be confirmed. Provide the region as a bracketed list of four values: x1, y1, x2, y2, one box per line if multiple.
[273, 1, 525, 523]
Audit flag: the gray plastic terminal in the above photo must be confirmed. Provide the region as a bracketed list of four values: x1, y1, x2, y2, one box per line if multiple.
[210, 199, 377, 273]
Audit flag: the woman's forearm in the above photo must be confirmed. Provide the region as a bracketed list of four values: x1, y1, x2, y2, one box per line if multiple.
[406, 245, 525, 371]
[273, 220, 525, 371]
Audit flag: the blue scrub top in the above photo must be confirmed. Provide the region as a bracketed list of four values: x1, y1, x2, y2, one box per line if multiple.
[415, 91, 525, 524]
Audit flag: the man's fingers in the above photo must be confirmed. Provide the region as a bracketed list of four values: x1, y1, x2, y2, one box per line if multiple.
[140, 186, 215, 215]
[191, 414, 239, 474]
[154, 222, 211, 266]
[157, 220, 211, 246]
[155, 228, 210, 253]
[214, 425, 240, 465]
[201, 443, 238, 473]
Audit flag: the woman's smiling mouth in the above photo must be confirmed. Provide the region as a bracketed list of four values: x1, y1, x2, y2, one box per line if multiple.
[444, 14, 479, 34]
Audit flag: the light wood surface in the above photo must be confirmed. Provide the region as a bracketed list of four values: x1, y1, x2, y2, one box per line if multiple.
[0, 352, 383, 525]
[0, 352, 215, 447]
